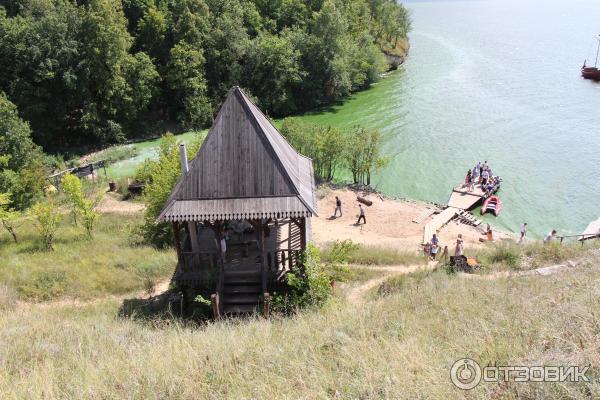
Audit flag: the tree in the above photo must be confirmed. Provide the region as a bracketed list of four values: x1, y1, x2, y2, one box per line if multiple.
[0, 191, 21, 243]
[243, 29, 305, 115]
[61, 173, 84, 226]
[345, 126, 388, 185]
[60, 173, 101, 238]
[0, 92, 46, 210]
[31, 198, 61, 251]
[135, 133, 204, 247]
[167, 42, 212, 128]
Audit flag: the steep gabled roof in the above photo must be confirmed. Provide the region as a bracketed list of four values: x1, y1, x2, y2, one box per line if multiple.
[158, 87, 317, 222]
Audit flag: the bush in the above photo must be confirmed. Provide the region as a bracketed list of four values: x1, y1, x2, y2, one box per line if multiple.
[30, 198, 61, 251]
[135, 133, 204, 247]
[60, 173, 100, 238]
[272, 244, 333, 313]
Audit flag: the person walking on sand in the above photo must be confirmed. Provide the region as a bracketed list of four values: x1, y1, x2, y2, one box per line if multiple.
[454, 234, 464, 256]
[333, 196, 342, 217]
[356, 204, 366, 225]
[430, 234, 440, 260]
[543, 229, 557, 244]
[518, 223, 528, 244]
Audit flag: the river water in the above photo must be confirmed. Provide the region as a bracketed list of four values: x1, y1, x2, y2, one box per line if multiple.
[301, 0, 600, 236]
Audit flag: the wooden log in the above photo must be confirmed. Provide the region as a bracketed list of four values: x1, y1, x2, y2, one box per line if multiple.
[357, 196, 373, 206]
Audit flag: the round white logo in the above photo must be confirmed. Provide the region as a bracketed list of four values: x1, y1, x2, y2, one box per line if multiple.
[450, 358, 482, 390]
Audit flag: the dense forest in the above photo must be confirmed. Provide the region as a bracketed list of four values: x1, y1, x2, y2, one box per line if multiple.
[0, 0, 410, 151]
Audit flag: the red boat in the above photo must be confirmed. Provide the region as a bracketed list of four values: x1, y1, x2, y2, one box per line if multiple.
[481, 195, 502, 217]
[582, 35, 600, 81]
[582, 66, 600, 81]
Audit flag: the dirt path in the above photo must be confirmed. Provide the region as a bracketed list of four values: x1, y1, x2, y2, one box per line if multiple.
[347, 262, 438, 304]
[96, 193, 145, 214]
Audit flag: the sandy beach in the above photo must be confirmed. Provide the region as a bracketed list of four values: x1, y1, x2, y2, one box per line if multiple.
[312, 187, 512, 253]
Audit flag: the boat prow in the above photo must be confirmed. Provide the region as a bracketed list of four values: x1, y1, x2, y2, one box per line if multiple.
[481, 195, 502, 217]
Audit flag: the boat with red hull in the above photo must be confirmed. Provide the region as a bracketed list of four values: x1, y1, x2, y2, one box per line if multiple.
[582, 67, 600, 81]
[582, 35, 600, 81]
[481, 195, 502, 217]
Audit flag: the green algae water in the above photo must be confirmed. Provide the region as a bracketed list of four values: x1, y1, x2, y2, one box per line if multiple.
[299, 0, 600, 237]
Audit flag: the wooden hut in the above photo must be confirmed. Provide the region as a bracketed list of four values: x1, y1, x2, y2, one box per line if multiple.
[158, 87, 318, 316]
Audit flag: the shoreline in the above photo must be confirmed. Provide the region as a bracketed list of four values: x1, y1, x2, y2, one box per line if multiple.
[312, 184, 514, 254]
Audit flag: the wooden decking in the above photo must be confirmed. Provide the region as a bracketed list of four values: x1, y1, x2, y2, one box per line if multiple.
[579, 217, 600, 241]
[422, 183, 488, 244]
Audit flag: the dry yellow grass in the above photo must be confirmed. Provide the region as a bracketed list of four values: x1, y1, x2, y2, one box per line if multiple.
[0, 259, 598, 399]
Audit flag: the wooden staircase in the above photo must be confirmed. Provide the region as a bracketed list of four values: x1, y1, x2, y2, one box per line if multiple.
[222, 268, 262, 314]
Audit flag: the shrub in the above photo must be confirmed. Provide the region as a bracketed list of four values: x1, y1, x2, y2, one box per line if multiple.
[135, 133, 203, 247]
[484, 243, 521, 269]
[272, 244, 333, 313]
[0, 192, 22, 243]
[30, 199, 61, 251]
[60, 173, 100, 238]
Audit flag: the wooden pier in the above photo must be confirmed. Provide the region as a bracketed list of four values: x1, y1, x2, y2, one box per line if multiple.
[579, 217, 600, 241]
[422, 184, 487, 244]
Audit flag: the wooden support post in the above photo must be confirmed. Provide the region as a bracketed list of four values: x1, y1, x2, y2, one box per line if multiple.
[173, 222, 182, 264]
[300, 218, 307, 251]
[211, 293, 220, 319]
[263, 293, 270, 319]
[188, 221, 199, 253]
[259, 222, 267, 294]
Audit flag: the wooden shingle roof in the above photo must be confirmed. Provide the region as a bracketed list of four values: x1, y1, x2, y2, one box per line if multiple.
[159, 87, 318, 222]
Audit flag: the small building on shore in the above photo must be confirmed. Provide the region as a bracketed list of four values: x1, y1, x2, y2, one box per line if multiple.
[158, 87, 317, 316]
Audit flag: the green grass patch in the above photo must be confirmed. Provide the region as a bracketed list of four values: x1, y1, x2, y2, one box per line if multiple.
[0, 213, 175, 301]
[321, 242, 425, 266]
[1, 260, 598, 397]
[87, 145, 138, 165]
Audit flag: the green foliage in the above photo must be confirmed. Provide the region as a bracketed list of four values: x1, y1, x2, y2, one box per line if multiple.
[345, 126, 388, 185]
[0, 0, 410, 151]
[272, 244, 333, 313]
[30, 198, 61, 251]
[167, 42, 212, 128]
[60, 174, 101, 238]
[135, 133, 204, 247]
[0, 191, 21, 243]
[281, 119, 387, 184]
[0, 93, 46, 210]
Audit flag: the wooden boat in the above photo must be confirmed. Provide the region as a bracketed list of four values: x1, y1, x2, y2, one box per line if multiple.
[582, 66, 600, 80]
[582, 35, 600, 81]
[481, 195, 502, 217]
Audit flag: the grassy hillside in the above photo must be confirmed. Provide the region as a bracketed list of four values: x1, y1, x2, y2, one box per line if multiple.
[0, 213, 175, 302]
[0, 247, 598, 398]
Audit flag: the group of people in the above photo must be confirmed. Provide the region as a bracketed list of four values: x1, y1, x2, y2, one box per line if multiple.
[423, 233, 465, 261]
[332, 196, 367, 225]
[464, 161, 500, 196]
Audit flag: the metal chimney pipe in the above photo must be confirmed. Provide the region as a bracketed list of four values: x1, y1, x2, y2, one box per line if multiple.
[179, 144, 189, 174]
